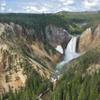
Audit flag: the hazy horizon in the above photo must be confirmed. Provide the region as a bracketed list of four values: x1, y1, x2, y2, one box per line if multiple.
[0, 0, 100, 13]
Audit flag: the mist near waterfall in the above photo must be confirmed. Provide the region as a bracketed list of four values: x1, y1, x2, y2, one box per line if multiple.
[56, 37, 80, 70]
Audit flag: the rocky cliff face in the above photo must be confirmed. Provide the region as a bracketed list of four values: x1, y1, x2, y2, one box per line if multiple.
[45, 25, 71, 49]
[78, 28, 93, 52]
[0, 23, 62, 94]
[51, 24, 100, 100]
[78, 24, 100, 53]
[0, 42, 27, 94]
[1, 21, 100, 96]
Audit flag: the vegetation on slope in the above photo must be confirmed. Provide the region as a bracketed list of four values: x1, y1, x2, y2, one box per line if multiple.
[0, 22, 57, 99]
[51, 45, 100, 100]
[0, 12, 100, 36]
[1, 68, 50, 100]
[0, 12, 100, 100]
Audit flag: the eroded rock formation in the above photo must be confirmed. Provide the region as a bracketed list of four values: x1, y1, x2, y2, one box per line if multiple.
[45, 25, 71, 49]
[0, 23, 62, 94]
[78, 24, 100, 53]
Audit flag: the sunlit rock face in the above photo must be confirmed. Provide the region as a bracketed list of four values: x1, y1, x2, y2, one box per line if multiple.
[0, 43, 27, 94]
[0, 23, 62, 95]
[45, 25, 71, 49]
[0, 26, 27, 94]
[78, 24, 100, 53]
[78, 28, 93, 53]
[0, 23, 5, 36]
[93, 24, 100, 40]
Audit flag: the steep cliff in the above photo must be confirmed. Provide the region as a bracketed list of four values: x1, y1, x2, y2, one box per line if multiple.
[51, 25, 100, 100]
[45, 25, 71, 49]
[0, 22, 63, 95]
[78, 24, 100, 53]
[0, 12, 100, 100]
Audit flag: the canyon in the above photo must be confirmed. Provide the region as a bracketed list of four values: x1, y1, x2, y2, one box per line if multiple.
[0, 13, 100, 100]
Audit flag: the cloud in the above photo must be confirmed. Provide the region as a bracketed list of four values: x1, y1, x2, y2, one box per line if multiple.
[21, 0, 76, 13]
[59, 0, 74, 5]
[0, 1, 6, 6]
[7, 8, 13, 12]
[83, 0, 100, 10]
[0, 0, 100, 13]
[0, 0, 6, 12]
[0, 7, 5, 11]
[23, 6, 48, 13]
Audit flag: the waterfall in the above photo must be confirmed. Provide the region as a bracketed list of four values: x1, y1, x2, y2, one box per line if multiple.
[64, 36, 79, 62]
[51, 36, 80, 82]
[56, 36, 80, 70]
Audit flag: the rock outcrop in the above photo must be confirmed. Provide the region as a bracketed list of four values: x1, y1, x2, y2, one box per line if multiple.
[0, 23, 61, 95]
[45, 25, 71, 49]
[78, 24, 100, 53]
[78, 28, 93, 52]
[0, 43, 27, 94]
[93, 24, 100, 39]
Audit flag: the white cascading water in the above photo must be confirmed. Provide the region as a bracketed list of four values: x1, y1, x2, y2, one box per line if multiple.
[64, 36, 79, 62]
[56, 36, 80, 70]
[51, 36, 80, 82]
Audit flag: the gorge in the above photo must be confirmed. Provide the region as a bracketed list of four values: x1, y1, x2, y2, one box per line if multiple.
[0, 13, 100, 100]
[56, 37, 80, 70]
[51, 36, 80, 83]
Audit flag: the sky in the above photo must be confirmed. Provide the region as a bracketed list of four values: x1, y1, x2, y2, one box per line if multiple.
[0, 0, 100, 13]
